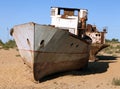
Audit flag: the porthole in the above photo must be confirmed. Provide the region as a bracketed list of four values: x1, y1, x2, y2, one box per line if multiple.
[76, 45, 79, 47]
[70, 43, 73, 46]
[40, 40, 45, 48]
[27, 38, 30, 44]
[40, 40, 44, 45]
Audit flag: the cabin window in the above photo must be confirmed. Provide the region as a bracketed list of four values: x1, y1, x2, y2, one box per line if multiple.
[51, 9, 55, 16]
[58, 9, 64, 15]
[74, 10, 78, 16]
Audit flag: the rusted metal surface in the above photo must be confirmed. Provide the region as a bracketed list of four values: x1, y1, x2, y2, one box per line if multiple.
[85, 24, 109, 61]
[89, 44, 109, 62]
[86, 24, 107, 44]
[11, 22, 90, 81]
[34, 57, 88, 80]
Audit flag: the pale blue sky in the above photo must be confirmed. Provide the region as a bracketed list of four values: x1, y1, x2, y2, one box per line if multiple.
[0, 0, 120, 42]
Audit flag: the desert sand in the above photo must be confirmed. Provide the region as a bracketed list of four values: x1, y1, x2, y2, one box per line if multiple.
[0, 48, 120, 89]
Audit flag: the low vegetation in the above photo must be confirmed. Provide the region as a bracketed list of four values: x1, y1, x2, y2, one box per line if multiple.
[112, 77, 120, 86]
[0, 39, 16, 50]
[98, 38, 120, 56]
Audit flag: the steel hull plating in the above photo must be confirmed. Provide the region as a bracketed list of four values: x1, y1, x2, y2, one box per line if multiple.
[11, 22, 90, 81]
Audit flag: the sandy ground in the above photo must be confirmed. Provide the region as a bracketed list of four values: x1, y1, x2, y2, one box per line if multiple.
[0, 48, 120, 89]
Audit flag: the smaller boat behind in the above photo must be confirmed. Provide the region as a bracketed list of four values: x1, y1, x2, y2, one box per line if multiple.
[85, 24, 109, 62]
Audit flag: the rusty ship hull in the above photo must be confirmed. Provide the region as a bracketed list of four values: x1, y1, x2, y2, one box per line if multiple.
[89, 44, 109, 62]
[11, 22, 90, 81]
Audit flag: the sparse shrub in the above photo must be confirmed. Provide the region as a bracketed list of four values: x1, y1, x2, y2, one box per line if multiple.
[111, 38, 119, 42]
[0, 39, 4, 46]
[98, 38, 120, 56]
[16, 54, 20, 57]
[112, 77, 120, 86]
[0, 40, 16, 50]
[115, 48, 120, 53]
[105, 39, 111, 42]
[116, 45, 120, 49]
[106, 38, 120, 44]
[105, 50, 113, 54]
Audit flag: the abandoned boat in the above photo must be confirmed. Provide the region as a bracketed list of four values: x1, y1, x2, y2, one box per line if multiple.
[85, 24, 109, 61]
[10, 7, 91, 81]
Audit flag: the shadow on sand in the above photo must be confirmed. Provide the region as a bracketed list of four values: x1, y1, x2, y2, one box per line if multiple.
[40, 55, 117, 82]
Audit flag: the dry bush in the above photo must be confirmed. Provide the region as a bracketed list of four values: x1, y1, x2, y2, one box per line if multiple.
[112, 77, 120, 86]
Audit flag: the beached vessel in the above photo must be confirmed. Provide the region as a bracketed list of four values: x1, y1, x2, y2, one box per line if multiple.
[10, 7, 91, 81]
[85, 24, 109, 61]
